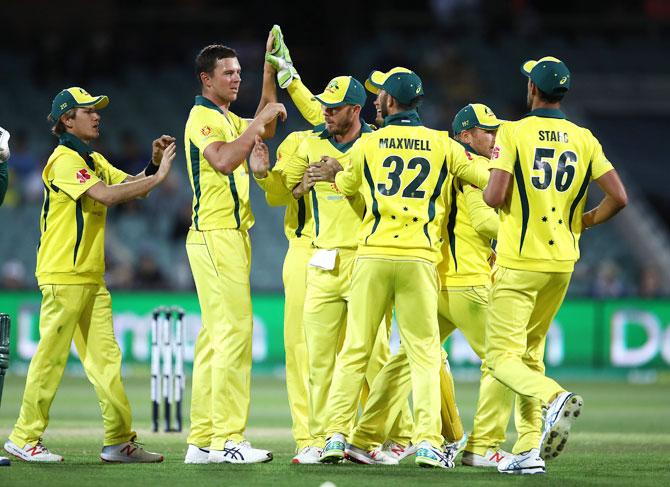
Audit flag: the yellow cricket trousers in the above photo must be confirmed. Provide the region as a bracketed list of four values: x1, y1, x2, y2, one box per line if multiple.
[302, 250, 412, 448]
[282, 238, 313, 451]
[325, 257, 444, 449]
[10, 284, 134, 447]
[486, 266, 570, 453]
[186, 228, 253, 450]
[439, 286, 514, 455]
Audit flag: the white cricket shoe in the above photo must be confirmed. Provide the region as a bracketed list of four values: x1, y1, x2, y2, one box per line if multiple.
[4, 439, 63, 462]
[208, 440, 273, 464]
[100, 437, 163, 463]
[184, 444, 210, 464]
[443, 434, 468, 465]
[414, 441, 454, 469]
[497, 448, 545, 474]
[378, 440, 417, 461]
[462, 448, 512, 467]
[540, 392, 583, 460]
[291, 446, 322, 464]
[345, 444, 398, 465]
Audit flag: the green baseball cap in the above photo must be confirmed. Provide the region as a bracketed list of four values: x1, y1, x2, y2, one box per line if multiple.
[520, 56, 571, 96]
[452, 103, 503, 135]
[365, 67, 424, 105]
[48, 87, 109, 122]
[312, 76, 367, 107]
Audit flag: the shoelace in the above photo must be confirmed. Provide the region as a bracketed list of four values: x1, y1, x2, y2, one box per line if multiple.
[32, 441, 49, 454]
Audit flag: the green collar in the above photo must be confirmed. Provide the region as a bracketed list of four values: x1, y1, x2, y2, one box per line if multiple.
[195, 95, 225, 114]
[319, 118, 372, 152]
[525, 108, 566, 120]
[383, 110, 422, 127]
[457, 140, 479, 157]
[59, 132, 95, 170]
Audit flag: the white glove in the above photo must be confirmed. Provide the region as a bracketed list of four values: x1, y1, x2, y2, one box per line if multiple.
[0, 126, 10, 162]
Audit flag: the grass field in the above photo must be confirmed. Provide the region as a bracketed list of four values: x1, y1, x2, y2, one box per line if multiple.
[1, 371, 669, 486]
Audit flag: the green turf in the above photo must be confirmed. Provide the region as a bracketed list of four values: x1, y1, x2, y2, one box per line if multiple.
[1, 372, 669, 486]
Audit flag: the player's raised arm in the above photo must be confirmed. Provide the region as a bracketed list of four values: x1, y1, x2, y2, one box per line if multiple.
[250, 30, 281, 139]
[265, 25, 324, 127]
[86, 142, 176, 207]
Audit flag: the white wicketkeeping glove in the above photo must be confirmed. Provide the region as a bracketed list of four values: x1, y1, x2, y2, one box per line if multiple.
[0, 126, 10, 162]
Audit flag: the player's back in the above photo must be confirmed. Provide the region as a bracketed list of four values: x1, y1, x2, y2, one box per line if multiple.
[491, 108, 614, 272]
[354, 120, 453, 263]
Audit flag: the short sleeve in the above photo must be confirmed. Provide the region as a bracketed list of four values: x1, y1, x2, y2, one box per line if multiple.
[93, 153, 128, 185]
[188, 109, 228, 151]
[51, 153, 101, 201]
[489, 123, 515, 174]
[588, 131, 615, 180]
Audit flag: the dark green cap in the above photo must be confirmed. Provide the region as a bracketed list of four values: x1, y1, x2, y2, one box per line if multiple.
[452, 103, 504, 135]
[520, 57, 571, 96]
[365, 67, 424, 105]
[312, 76, 367, 107]
[48, 87, 109, 122]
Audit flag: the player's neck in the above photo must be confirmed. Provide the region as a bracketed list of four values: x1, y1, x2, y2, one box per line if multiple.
[202, 91, 231, 113]
[530, 99, 561, 112]
[334, 118, 362, 144]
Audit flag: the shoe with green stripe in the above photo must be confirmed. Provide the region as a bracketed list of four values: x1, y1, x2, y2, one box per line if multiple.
[415, 441, 454, 469]
[319, 434, 345, 464]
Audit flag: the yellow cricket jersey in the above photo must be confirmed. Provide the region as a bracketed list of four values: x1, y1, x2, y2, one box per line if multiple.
[334, 110, 490, 263]
[490, 108, 614, 272]
[438, 145, 499, 287]
[184, 95, 254, 231]
[287, 79, 325, 127]
[255, 127, 321, 241]
[282, 121, 372, 250]
[36, 133, 128, 285]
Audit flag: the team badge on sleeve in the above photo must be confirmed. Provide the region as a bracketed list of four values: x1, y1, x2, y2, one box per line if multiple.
[77, 168, 92, 184]
[201, 126, 212, 137]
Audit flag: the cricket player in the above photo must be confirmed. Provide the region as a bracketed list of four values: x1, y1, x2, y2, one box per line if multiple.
[251, 125, 318, 462]
[264, 28, 414, 463]
[0, 126, 9, 206]
[340, 102, 518, 467]
[309, 68, 489, 469]
[484, 56, 628, 474]
[4, 87, 175, 463]
[182, 43, 287, 465]
[0, 126, 10, 467]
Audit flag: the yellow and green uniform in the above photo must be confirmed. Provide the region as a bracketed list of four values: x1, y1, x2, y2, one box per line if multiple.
[10, 132, 136, 448]
[280, 121, 412, 448]
[487, 108, 615, 452]
[349, 144, 513, 453]
[325, 110, 490, 449]
[255, 128, 317, 451]
[184, 95, 255, 450]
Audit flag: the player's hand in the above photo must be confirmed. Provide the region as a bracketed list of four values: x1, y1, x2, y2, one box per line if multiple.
[307, 156, 342, 183]
[488, 249, 497, 268]
[155, 142, 176, 182]
[293, 171, 314, 199]
[0, 126, 11, 163]
[151, 135, 176, 165]
[249, 135, 270, 178]
[258, 102, 288, 125]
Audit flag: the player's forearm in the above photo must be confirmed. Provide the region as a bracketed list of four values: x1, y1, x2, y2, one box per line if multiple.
[87, 176, 162, 207]
[254, 64, 279, 139]
[582, 195, 627, 229]
[464, 187, 499, 239]
[287, 79, 325, 127]
[0, 163, 7, 206]
[453, 159, 489, 190]
[206, 132, 257, 175]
